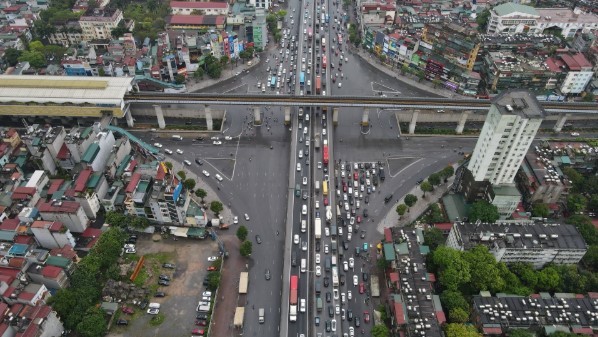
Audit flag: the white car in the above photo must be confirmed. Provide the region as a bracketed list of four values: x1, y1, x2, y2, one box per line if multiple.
[338, 227, 343, 236]
[164, 149, 173, 154]
[316, 265, 321, 276]
[297, 163, 301, 171]
[224, 136, 233, 140]
[331, 319, 337, 332]
[333, 289, 339, 300]
[176, 149, 183, 154]
[303, 177, 308, 185]
[571, 132, 580, 136]
[318, 162, 322, 169]
[233, 216, 239, 224]
[299, 150, 303, 158]
[300, 298, 306, 313]
[348, 225, 353, 233]
[294, 234, 300, 244]
[324, 244, 329, 254]
[325, 227, 330, 236]
[207, 256, 219, 262]
[338, 82, 342, 88]
[348, 290, 352, 300]
[302, 205, 307, 215]
[341, 292, 346, 304]
[315, 253, 321, 264]
[202, 170, 210, 177]
[213, 141, 222, 145]
[153, 143, 162, 148]
[353, 275, 358, 286]
[302, 241, 307, 251]
[349, 257, 354, 268]
[343, 261, 348, 271]
[210, 136, 219, 140]
[244, 213, 250, 221]
[315, 201, 320, 209]
[125, 248, 136, 254]
[215, 174, 223, 182]
[349, 326, 355, 337]
[335, 305, 340, 315]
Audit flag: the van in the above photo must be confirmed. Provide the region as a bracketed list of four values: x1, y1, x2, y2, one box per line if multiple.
[301, 258, 306, 273]
[325, 257, 331, 272]
[330, 225, 337, 236]
[331, 240, 337, 253]
[331, 256, 337, 267]
[315, 181, 320, 193]
[384, 194, 393, 203]
[316, 296, 323, 312]
[315, 280, 321, 295]
[171, 135, 183, 141]
[301, 220, 307, 233]
[295, 184, 301, 197]
[184, 160, 191, 166]
[292, 251, 297, 267]
[258, 308, 265, 323]
[379, 168, 385, 181]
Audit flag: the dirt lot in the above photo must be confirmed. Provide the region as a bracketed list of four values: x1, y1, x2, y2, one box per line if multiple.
[107, 235, 219, 337]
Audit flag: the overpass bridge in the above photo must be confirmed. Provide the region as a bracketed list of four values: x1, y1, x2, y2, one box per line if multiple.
[125, 92, 598, 133]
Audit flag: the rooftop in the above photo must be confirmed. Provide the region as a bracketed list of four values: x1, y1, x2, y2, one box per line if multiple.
[168, 15, 226, 26]
[492, 89, 546, 119]
[170, 1, 228, 8]
[536, 8, 598, 25]
[492, 3, 539, 17]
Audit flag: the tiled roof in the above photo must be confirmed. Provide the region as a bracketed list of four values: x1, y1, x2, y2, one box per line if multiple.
[37, 201, 81, 214]
[41, 265, 62, 278]
[170, 1, 228, 8]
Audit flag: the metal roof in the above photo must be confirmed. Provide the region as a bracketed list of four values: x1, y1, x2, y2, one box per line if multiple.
[0, 75, 133, 104]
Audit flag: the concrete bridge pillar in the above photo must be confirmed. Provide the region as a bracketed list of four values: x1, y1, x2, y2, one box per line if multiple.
[253, 107, 262, 125]
[284, 107, 291, 125]
[125, 110, 134, 127]
[554, 113, 571, 132]
[332, 108, 339, 126]
[455, 111, 471, 134]
[153, 105, 166, 129]
[205, 105, 213, 131]
[111, 117, 118, 126]
[361, 108, 370, 127]
[409, 110, 419, 134]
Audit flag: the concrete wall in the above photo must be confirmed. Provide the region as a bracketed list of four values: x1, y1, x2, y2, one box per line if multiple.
[129, 103, 226, 119]
[394, 110, 595, 123]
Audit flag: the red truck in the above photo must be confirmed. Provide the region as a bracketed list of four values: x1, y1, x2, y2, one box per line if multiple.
[316, 75, 321, 94]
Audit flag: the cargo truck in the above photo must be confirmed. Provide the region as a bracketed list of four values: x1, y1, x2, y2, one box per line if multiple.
[315, 218, 322, 239]
[259, 308, 265, 323]
[316, 75, 322, 94]
[289, 275, 298, 322]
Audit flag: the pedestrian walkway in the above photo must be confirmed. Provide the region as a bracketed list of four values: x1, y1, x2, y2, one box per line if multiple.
[376, 165, 458, 233]
[349, 46, 467, 99]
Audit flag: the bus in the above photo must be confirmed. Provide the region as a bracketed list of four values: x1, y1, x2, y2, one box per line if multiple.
[289, 275, 298, 322]
[322, 56, 327, 69]
[300, 72, 305, 86]
[332, 266, 339, 286]
[270, 76, 276, 88]
[323, 145, 329, 165]
[322, 180, 328, 196]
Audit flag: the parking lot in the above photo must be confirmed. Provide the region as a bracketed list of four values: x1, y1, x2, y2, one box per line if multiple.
[108, 236, 220, 337]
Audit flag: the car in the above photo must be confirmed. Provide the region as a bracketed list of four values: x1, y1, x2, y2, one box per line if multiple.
[347, 309, 353, 321]
[318, 162, 322, 169]
[353, 275, 358, 286]
[363, 209, 369, 217]
[359, 282, 365, 294]
[206, 266, 217, 271]
[124, 243, 135, 249]
[326, 320, 331, 332]
[244, 213, 250, 221]
[355, 317, 361, 327]
[125, 248, 136, 254]
[335, 304, 340, 315]
[364, 311, 370, 323]
[348, 290, 352, 300]
[294, 234, 300, 244]
[302, 241, 308, 251]
[302, 205, 307, 215]
[176, 149, 183, 154]
[303, 191, 308, 200]
[202, 291, 212, 298]
[233, 216, 239, 224]
[300, 298, 306, 312]
[349, 326, 355, 337]
[315, 253, 321, 264]
[356, 216, 362, 223]
[571, 132, 580, 136]
[147, 308, 160, 315]
[116, 319, 129, 325]
[195, 320, 208, 326]
[215, 174, 223, 181]
[332, 319, 337, 332]
[324, 277, 330, 287]
[265, 268, 271, 280]
[153, 143, 162, 148]
[195, 158, 204, 165]
[343, 261, 349, 271]
[155, 291, 166, 297]
[303, 177, 308, 185]
[316, 265, 322, 276]
[255, 235, 262, 244]
[349, 257, 354, 268]
[207, 256, 219, 262]
[122, 305, 134, 314]
[350, 217, 355, 225]
[164, 149, 173, 154]
[325, 227, 330, 236]
[192, 328, 205, 335]
[333, 288, 339, 300]
[213, 141, 222, 145]
[326, 291, 332, 302]
[315, 201, 320, 209]
[202, 170, 210, 177]
[163, 263, 176, 269]
[159, 274, 170, 281]
[323, 198, 329, 206]
[324, 244, 329, 254]
[363, 272, 369, 282]
[158, 279, 170, 286]
[297, 163, 302, 171]
[224, 136, 233, 140]
[328, 306, 334, 318]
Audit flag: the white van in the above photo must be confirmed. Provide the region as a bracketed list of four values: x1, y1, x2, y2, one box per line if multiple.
[149, 303, 161, 309]
[171, 135, 183, 141]
[259, 308, 265, 323]
[315, 180, 320, 193]
[301, 220, 307, 233]
[301, 258, 307, 273]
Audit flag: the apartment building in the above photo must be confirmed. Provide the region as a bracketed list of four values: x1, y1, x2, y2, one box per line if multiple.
[170, 1, 229, 16]
[79, 8, 124, 41]
[546, 53, 594, 94]
[446, 221, 587, 268]
[37, 200, 89, 233]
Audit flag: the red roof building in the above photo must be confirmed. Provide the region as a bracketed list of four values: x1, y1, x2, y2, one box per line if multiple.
[74, 169, 93, 193]
[125, 173, 141, 193]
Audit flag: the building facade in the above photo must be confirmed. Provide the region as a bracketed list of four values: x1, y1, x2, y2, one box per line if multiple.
[79, 9, 124, 41]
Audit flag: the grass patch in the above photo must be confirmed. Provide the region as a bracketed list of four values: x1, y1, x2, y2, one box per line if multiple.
[132, 267, 149, 287]
[149, 312, 166, 326]
[145, 252, 175, 264]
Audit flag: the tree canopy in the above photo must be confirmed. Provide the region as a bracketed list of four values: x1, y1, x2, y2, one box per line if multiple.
[405, 194, 418, 207]
[445, 323, 482, 337]
[210, 200, 224, 215]
[240, 240, 253, 257]
[468, 200, 499, 223]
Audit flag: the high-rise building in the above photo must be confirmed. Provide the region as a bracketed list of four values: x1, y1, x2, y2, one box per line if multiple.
[467, 90, 545, 185]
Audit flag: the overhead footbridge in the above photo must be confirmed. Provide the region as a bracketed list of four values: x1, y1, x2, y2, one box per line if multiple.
[0, 75, 134, 118]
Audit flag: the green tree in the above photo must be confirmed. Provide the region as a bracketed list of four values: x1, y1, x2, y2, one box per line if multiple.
[583, 92, 596, 102]
[18, 50, 45, 68]
[400, 63, 409, 75]
[567, 215, 598, 245]
[432, 78, 441, 89]
[377, 257, 390, 270]
[404, 194, 418, 207]
[423, 227, 445, 251]
[563, 167, 584, 192]
[532, 203, 550, 218]
[220, 55, 229, 66]
[210, 200, 224, 216]
[508, 330, 534, 337]
[511, 263, 539, 290]
[3, 48, 22, 66]
[207, 271, 220, 291]
[193, 68, 205, 80]
[567, 193, 587, 213]
[396, 204, 408, 216]
[537, 266, 560, 291]
[582, 245, 598, 271]
[207, 62, 222, 78]
[371, 324, 390, 337]
[476, 8, 491, 32]
[415, 70, 425, 82]
[420, 181, 433, 197]
[29, 40, 44, 53]
[449, 308, 469, 323]
[428, 172, 441, 186]
[110, 21, 130, 38]
[588, 195, 598, 212]
[240, 240, 253, 257]
[183, 178, 196, 190]
[441, 165, 455, 179]
[174, 74, 186, 84]
[463, 245, 505, 293]
[98, 68, 106, 76]
[440, 290, 469, 313]
[76, 307, 107, 337]
[275, 10, 287, 18]
[177, 170, 186, 180]
[164, 162, 173, 170]
[236, 225, 248, 241]
[445, 323, 482, 337]
[379, 54, 386, 62]
[195, 188, 207, 202]
[469, 200, 499, 223]
[432, 246, 471, 290]
[423, 203, 446, 224]
[105, 211, 128, 227]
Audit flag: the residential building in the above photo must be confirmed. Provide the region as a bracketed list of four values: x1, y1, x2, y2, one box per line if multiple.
[26, 264, 70, 290]
[573, 32, 596, 52]
[546, 53, 593, 94]
[62, 58, 95, 76]
[467, 90, 544, 185]
[445, 221, 587, 268]
[81, 130, 115, 172]
[167, 15, 226, 30]
[25, 171, 49, 191]
[472, 292, 598, 335]
[252, 8, 268, 50]
[63, 126, 96, 166]
[37, 200, 89, 233]
[79, 8, 124, 41]
[30, 220, 76, 249]
[517, 152, 568, 206]
[487, 3, 598, 38]
[170, 1, 229, 16]
[248, 0, 270, 10]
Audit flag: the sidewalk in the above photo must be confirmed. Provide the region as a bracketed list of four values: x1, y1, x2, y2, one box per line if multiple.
[185, 56, 261, 93]
[349, 46, 466, 99]
[376, 165, 458, 232]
